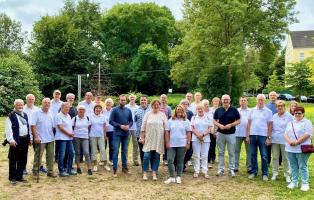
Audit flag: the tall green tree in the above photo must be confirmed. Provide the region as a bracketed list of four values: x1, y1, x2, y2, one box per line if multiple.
[0, 54, 41, 115]
[100, 3, 180, 93]
[265, 70, 285, 92]
[0, 13, 25, 54]
[171, 0, 296, 100]
[29, 0, 103, 97]
[286, 58, 314, 96]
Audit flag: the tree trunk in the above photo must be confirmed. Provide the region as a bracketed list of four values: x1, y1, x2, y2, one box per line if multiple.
[227, 64, 232, 95]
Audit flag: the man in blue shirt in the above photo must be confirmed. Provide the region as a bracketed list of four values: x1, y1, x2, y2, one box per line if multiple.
[109, 94, 133, 177]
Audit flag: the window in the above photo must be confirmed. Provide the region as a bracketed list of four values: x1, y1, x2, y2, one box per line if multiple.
[299, 52, 305, 61]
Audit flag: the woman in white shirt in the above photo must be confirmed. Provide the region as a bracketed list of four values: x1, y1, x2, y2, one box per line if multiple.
[164, 105, 191, 184]
[103, 98, 115, 164]
[284, 106, 313, 191]
[271, 100, 293, 182]
[72, 105, 92, 175]
[90, 105, 110, 172]
[191, 104, 213, 178]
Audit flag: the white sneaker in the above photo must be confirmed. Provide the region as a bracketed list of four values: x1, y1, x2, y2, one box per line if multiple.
[204, 173, 209, 179]
[176, 176, 182, 184]
[164, 177, 175, 184]
[229, 170, 235, 177]
[193, 172, 199, 178]
[248, 174, 256, 179]
[92, 166, 98, 172]
[300, 184, 310, 192]
[188, 161, 193, 166]
[286, 176, 291, 183]
[271, 175, 278, 181]
[152, 173, 158, 181]
[104, 165, 111, 171]
[143, 173, 148, 181]
[216, 169, 224, 176]
[208, 163, 213, 168]
[287, 182, 298, 189]
[262, 175, 268, 181]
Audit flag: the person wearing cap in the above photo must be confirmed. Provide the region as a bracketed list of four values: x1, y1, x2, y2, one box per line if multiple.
[78, 92, 96, 117]
[50, 90, 63, 116]
[72, 105, 93, 175]
[126, 94, 140, 166]
[5, 99, 31, 185]
[31, 98, 57, 178]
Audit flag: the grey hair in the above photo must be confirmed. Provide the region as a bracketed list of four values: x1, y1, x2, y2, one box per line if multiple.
[202, 99, 210, 105]
[256, 94, 266, 100]
[180, 99, 190, 105]
[66, 93, 75, 99]
[14, 99, 24, 105]
[26, 94, 35, 100]
[105, 98, 114, 104]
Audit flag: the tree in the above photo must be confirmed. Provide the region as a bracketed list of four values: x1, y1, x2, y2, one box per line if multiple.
[242, 72, 261, 95]
[265, 70, 285, 92]
[0, 13, 26, 54]
[29, 0, 104, 97]
[100, 3, 180, 93]
[0, 54, 41, 115]
[286, 58, 314, 96]
[170, 0, 296, 100]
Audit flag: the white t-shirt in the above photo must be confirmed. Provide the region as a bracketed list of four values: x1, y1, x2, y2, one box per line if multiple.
[126, 103, 139, 131]
[55, 112, 73, 140]
[72, 116, 91, 139]
[271, 111, 293, 144]
[166, 118, 191, 147]
[285, 118, 313, 153]
[89, 114, 107, 137]
[50, 99, 63, 116]
[102, 108, 114, 132]
[31, 109, 55, 143]
[235, 108, 251, 138]
[191, 115, 213, 142]
[23, 105, 40, 135]
[248, 106, 273, 136]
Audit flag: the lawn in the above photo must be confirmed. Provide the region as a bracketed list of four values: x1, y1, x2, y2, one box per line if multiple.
[0, 96, 313, 200]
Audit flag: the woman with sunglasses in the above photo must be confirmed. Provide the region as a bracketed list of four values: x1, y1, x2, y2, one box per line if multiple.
[284, 106, 313, 191]
[271, 100, 293, 182]
[164, 105, 191, 184]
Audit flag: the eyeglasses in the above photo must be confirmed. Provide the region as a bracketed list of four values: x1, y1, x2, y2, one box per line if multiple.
[276, 105, 284, 107]
[294, 112, 303, 115]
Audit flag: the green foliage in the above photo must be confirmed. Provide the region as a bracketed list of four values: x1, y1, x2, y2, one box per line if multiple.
[0, 13, 25, 54]
[242, 72, 261, 93]
[286, 58, 314, 95]
[100, 3, 179, 93]
[170, 0, 296, 100]
[0, 54, 41, 115]
[265, 70, 285, 92]
[29, 0, 104, 97]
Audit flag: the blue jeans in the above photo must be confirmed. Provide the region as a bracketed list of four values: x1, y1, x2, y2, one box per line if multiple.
[143, 151, 160, 172]
[287, 152, 311, 185]
[56, 140, 74, 174]
[250, 135, 268, 176]
[112, 134, 129, 171]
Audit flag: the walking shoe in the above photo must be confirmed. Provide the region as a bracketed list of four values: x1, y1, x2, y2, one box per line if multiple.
[271, 175, 278, 181]
[234, 169, 239, 173]
[92, 166, 98, 172]
[108, 160, 113, 166]
[98, 161, 104, 166]
[287, 182, 298, 189]
[87, 169, 93, 176]
[188, 161, 193, 166]
[229, 170, 235, 177]
[17, 178, 28, 183]
[204, 173, 209, 179]
[47, 172, 57, 178]
[134, 161, 140, 166]
[193, 173, 199, 178]
[163, 160, 168, 166]
[122, 168, 130, 174]
[32, 172, 39, 178]
[23, 169, 28, 176]
[113, 170, 117, 177]
[208, 163, 213, 168]
[59, 172, 69, 177]
[10, 180, 17, 186]
[164, 177, 175, 184]
[68, 170, 77, 175]
[285, 176, 291, 183]
[152, 172, 158, 181]
[39, 166, 48, 174]
[76, 168, 82, 174]
[262, 175, 268, 181]
[176, 177, 182, 184]
[104, 165, 111, 171]
[216, 169, 224, 176]
[143, 173, 148, 181]
[248, 174, 256, 179]
[300, 184, 310, 192]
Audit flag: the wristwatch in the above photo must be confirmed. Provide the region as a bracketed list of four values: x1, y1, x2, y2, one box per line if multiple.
[267, 136, 271, 140]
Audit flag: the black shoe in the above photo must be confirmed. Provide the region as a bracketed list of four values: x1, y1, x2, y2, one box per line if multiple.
[10, 180, 17, 186]
[17, 178, 28, 183]
[234, 169, 239, 173]
[39, 166, 48, 174]
[87, 169, 93, 175]
[77, 168, 82, 174]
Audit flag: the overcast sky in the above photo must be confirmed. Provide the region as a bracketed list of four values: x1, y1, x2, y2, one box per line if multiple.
[1, 0, 313, 37]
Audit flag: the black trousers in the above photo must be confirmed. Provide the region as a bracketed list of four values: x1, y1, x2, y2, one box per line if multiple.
[208, 134, 216, 162]
[8, 137, 29, 181]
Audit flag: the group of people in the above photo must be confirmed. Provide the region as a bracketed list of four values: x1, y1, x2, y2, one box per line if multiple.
[4, 90, 312, 192]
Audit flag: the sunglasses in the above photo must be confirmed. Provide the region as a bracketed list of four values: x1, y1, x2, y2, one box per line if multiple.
[294, 112, 303, 115]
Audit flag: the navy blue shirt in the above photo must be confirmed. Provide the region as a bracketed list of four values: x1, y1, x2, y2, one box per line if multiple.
[109, 105, 133, 136]
[213, 106, 240, 134]
[186, 110, 194, 121]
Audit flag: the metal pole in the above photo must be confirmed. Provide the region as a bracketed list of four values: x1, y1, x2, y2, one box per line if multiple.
[98, 63, 101, 94]
[78, 75, 81, 102]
